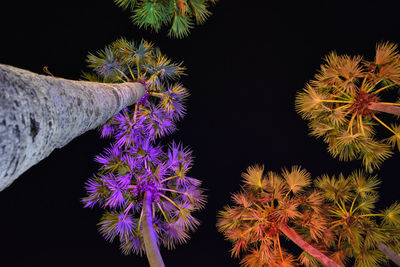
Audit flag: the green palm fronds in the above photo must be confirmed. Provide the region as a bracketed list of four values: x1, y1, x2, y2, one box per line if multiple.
[113, 0, 217, 38]
[316, 171, 400, 267]
[296, 42, 400, 171]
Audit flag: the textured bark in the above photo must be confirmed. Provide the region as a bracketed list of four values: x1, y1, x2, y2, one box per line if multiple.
[377, 242, 400, 266]
[0, 64, 145, 191]
[280, 225, 340, 267]
[369, 102, 400, 116]
[142, 191, 165, 267]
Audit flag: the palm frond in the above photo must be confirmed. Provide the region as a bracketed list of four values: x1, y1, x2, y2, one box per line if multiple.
[382, 202, 400, 227]
[375, 42, 399, 66]
[168, 13, 193, 38]
[298, 251, 323, 267]
[162, 220, 190, 249]
[132, 2, 170, 32]
[354, 248, 386, 267]
[281, 165, 311, 195]
[188, 0, 211, 23]
[349, 170, 380, 198]
[358, 139, 393, 172]
[314, 173, 351, 203]
[354, 193, 378, 213]
[114, 0, 136, 9]
[385, 123, 400, 151]
[295, 84, 328, 119]
[241, 165, 266, 191]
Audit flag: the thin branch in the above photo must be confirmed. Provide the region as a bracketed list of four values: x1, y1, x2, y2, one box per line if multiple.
[358, 115, 365, 136]
[372, 114, 397, 135]
[347, 113, 357, 134]
[156, 202, 170, 223]
[372, 83, 396, 94]
[349, 193, 359, 215]
[127, 65, 136, 80]
[160, 175, 178, 184]
[276, 234, 285, 263]
[138, 208, 144, 231]
[377, 102, 400, 106]
[321, 99, 352, 104]
[159, 193, 182, 211]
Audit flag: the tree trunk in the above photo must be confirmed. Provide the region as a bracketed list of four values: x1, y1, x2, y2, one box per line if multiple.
[280, 225, 340, 267]
[0, 64, 145, 191]
[369, 102, 400, 116]
[377, 242, 400, 266]
[142, 191, 165, 267]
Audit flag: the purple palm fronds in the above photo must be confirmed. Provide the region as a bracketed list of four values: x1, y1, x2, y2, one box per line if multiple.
[101, 174, 126, 208]
[152, 163, 169, 182]
[94, 144, 122, 170]
[83, 38, 205, 258]
[117, 213, 135, 237]
[131, 139, 163, 165]
[140, 104, 176, 138]
[116, 173, 132, 189]
[100, 120, 115, 138]
[158, 84, 188, 120]
[98, 211, 119, 242]
[82, 175, 109, 208]
[105, 188, 125, 208]
[162, 221, 190, 249]
[120, 231, 144, 255]
[173, 203, 200, 232]
[166, 142, 193, 170]
[178, 185, 206, 210]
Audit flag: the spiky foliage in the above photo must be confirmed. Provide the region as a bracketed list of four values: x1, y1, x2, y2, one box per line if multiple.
[217, 165, 338, 267]
[113, 0, 217, 38]
[295, 42, 400, 172]
[82, 39, 206, 256]
[315, 170, 400, 267]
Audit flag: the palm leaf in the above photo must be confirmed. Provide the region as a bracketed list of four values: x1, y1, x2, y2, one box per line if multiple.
[114, 0, 136, 9]
[349, 170, 380, 198]
[168, 13, 193, 38]
[382, 202, 400, 227]
[241, 165, 266, 191]
[188, 0, 211, 23]
[281, 166, 311, 195]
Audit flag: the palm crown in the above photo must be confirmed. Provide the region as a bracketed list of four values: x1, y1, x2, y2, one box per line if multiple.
[217, 165, 338, 267]
[296, 42, 400, 172]
[218, 165, 400, 267]
[114, 0, 217, 38]
[81, 39, 206, 257]
[316, 170, 400, 266]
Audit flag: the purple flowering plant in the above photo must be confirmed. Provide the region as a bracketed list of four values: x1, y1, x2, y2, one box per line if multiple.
[82, 39, 206, 265]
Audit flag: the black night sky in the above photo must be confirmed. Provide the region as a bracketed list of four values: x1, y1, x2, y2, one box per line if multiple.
[1, 1, 400, 266]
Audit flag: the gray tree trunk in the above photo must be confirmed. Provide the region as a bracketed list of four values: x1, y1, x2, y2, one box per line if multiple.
[0, 64, 145, 191]
[142, 191, 165, 267]
[377, 242, 400, 266]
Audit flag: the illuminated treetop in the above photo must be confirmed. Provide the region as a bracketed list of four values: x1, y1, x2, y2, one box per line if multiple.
[82, 39, 206, 266]
[114, 0, 217, 38]
[296, 42, 400, 172]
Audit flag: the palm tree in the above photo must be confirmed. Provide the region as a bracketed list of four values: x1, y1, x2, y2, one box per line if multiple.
[82, 38, 206, 267]
[296, 42, 400, 172]
[217, 165, 340, 267]
[0, 64, 145, 192]
[315, 170, 400, 266]
[114, 0, 217, 38]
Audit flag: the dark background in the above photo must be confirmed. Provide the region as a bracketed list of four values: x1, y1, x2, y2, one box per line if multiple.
[1, 1, 400, 266]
